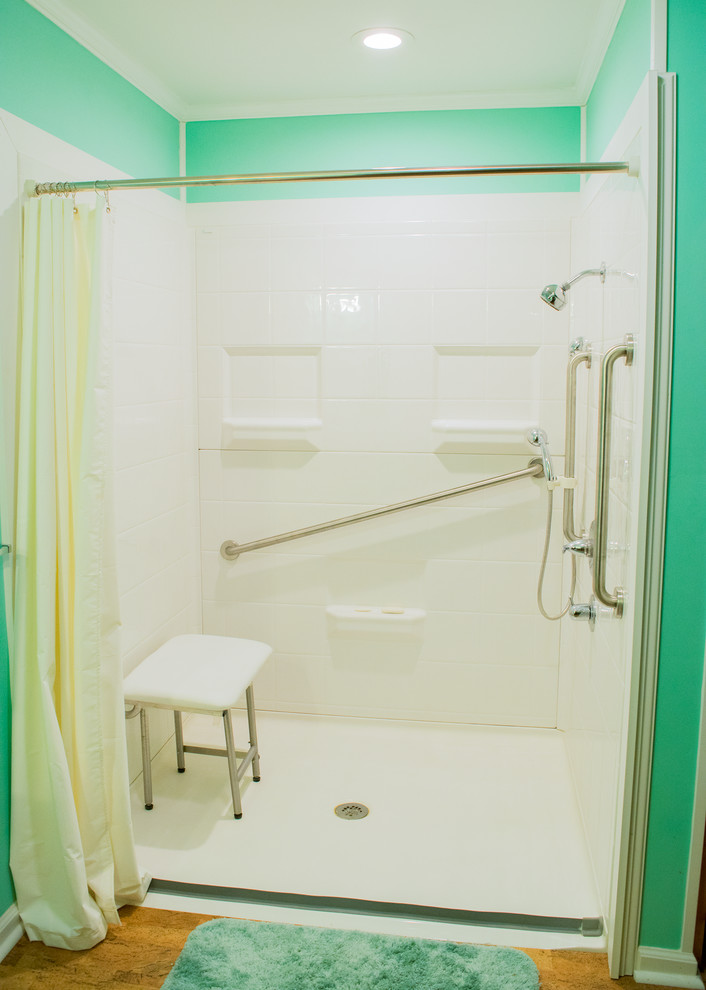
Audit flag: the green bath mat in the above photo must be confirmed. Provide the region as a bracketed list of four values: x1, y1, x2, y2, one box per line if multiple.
[161, 917, 539, 990]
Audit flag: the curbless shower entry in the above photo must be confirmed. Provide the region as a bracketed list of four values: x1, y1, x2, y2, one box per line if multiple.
[137, 712, 605, 941]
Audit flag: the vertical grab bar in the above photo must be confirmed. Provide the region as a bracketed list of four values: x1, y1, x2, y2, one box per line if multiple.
[593, 335, 634, 617]
[563, 346, 592, 542]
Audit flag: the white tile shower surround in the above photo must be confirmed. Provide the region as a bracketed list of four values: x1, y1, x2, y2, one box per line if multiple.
[199, 450, 568, 726]
[192, 193, 577, 729]
[111, 197, 202, 778]
[131, 712, 602, 930]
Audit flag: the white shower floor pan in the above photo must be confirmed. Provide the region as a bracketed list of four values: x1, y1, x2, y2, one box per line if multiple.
[130, 712, 602, 935]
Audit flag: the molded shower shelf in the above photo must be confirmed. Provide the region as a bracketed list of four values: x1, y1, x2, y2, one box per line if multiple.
[326, 606, 426, 637]
[431, 419, 538, 452]
[433, 345, 539, 357]
[221, 417, 323, 450]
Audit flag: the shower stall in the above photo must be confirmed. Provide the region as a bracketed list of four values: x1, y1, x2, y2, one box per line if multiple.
[0, 69, 670, 975]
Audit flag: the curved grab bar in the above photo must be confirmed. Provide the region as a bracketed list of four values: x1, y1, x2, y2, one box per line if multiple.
[593, 335, 634, 615]
[563, 346, 592, 542]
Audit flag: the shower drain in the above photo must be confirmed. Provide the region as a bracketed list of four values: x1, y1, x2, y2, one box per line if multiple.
[334, 802, 369, 820]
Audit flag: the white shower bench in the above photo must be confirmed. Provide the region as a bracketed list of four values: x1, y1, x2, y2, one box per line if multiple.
[124, 634, 272, 819]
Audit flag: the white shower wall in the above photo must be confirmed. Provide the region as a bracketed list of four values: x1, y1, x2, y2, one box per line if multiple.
[112, 193, 201, 775]
[112, 198, 200, 670]
[191, 193, 578, 727]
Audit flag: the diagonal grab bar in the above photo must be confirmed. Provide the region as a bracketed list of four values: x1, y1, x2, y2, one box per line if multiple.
[220, 459, 545, 560]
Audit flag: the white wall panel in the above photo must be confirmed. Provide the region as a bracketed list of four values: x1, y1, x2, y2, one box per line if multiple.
[191, 193, 578, 726]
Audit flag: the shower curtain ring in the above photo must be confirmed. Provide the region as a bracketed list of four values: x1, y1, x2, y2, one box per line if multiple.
[93, 182, 112, 213]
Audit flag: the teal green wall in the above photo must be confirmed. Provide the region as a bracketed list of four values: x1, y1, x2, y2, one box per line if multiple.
[185, 107, 581, 201]
[585, 0, 651, 160]
[639, 0, 706, 950]
[0, 559, 12, 914]
[0, 0, 179, 180]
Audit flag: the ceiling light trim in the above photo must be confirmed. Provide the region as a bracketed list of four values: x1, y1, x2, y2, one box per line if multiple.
[25, 0, 188, 120]
[354, 27, 413, 50]
[573, 0, 628, 104]
[182, 87, 584, 122]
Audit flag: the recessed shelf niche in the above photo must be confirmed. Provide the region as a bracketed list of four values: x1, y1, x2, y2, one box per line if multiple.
[432, 344, 540, 452]
[222, 345, 322, 450]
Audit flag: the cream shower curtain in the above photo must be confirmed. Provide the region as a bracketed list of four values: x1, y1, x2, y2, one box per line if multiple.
[10, 197, 148, 949]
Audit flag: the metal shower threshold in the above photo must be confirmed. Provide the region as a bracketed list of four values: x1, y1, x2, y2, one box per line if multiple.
[148, 878, 604, 937]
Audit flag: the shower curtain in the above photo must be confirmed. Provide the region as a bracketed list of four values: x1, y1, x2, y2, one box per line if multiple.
[10, 197, 148, 949]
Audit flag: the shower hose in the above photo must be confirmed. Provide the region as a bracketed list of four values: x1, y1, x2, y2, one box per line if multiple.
[537, 484, 576, 621]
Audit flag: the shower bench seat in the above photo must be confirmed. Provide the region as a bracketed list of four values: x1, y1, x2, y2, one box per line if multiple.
[124, 633, 272, 819]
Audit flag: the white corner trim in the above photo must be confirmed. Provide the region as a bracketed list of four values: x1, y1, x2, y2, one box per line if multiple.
[180, 88, 583, 122]
[574, 0, 627, 104]
[0, 903, 23, 962]
[651, 0, 668, 72]
[22, 0, 586, 123]
[23, 0, 186, 120]
[633, 947, 704, 988]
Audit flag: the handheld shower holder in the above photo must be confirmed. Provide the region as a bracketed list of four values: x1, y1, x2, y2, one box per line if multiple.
[526, 427, 556, 484]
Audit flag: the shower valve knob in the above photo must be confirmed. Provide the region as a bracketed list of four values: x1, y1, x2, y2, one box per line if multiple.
[569, 601, 597, 625]
[563, 538, 593, 557]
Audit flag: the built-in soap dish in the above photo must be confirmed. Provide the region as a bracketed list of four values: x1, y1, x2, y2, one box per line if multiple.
[326, 605, 426, 637]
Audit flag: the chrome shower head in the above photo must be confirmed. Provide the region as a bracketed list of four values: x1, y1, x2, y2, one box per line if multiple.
[540, 263, 606, 311]
[540, 283, 567, 311]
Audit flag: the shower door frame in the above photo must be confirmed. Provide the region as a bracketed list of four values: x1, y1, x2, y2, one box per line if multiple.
[604, 70, 677, 977]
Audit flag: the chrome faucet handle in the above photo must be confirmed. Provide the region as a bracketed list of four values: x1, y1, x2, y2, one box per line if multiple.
[570, 600, 597, 627]
[563, 538, 593, 557]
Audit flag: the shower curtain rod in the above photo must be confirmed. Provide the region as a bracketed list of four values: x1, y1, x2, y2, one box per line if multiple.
[33, 160, 636, 196]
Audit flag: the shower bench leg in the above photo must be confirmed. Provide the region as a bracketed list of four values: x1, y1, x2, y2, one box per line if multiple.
[246, 685, 261, 781]
[174, 711, 186, 772]
[139, 707, 153, 810]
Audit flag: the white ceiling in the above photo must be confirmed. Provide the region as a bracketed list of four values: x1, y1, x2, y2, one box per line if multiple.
[29, 0, 626, 121]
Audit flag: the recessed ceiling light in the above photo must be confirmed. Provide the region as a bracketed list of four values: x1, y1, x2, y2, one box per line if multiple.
[354, 28, 413, 50]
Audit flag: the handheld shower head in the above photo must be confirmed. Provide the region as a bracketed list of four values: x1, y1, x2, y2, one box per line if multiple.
[540, 263, 606, 310]
[527, 428, 555, 484]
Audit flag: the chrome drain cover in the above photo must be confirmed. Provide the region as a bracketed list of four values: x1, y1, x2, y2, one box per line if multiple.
[334, 802, 369, 820]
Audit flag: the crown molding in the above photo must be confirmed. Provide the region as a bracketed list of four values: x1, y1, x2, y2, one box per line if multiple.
[574, 0, 627, 104]
[25, 0, 590, 124]
[25, 0, 187, 120]
[182, 87, 582, 123]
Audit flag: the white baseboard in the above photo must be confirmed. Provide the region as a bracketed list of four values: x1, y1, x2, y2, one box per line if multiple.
[0, 903, 23, 962]
[633, 946, 704, 988]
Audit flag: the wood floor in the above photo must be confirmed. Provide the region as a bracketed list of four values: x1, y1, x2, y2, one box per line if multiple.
[0, 906, 698, 989]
